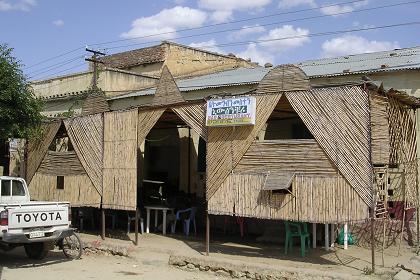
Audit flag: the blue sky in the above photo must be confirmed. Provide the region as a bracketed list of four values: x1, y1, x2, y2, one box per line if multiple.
[0, 0, 419, 80]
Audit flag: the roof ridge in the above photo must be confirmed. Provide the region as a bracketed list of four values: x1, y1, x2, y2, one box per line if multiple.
[300, 45, 420, 66]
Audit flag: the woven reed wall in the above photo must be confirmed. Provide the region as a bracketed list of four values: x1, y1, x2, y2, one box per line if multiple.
[206, 93, 283, 200]
[82, 90, 110, 115]
[286, 87, 373, 206]
[235, 139, 336, 174]
[29, 173, 101, 207]
[153, 66, 184, 105]
[388, 96, 418, 206]
[26, 121, 61, 184]
[38, 151, 86, 176]
[370, 93, 390, 165]
[137, 108, 165, 147]
[208, 173, 369, 223]
[103, 109, 138, 210]
[173, 103, 207, 141]
[64, 113, 103, 196]
[256, 64, 310, 94]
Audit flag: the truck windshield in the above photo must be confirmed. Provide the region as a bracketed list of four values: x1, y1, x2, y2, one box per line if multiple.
[1, 180, 11, 196]
[12, 180, 25, 196]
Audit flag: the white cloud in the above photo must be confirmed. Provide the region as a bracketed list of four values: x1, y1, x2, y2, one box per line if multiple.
[199, 0, 271, 11]
[121, 6, 207, 40]
[321, 35, 400, 57]
[278, 0, 316, 9]
[0, 0, 36, 11]
[189, 39, 224, 54]
[210, 10, 233, 23]
[258, 25, 310, 52]
[320, 0, 368, 17]
[237, 43, 274, 65]
[198, 0, 271, 23]
[53, 19, 64, 27]
[229, 24, 266, 40]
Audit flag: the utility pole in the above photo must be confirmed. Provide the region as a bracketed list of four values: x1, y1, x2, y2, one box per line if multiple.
[85, 46, 106, 89]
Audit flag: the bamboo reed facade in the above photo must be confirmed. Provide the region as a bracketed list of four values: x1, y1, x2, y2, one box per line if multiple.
[26, 121, 61, 184]
[370, 93, 390, 165]
[25, 64, 419, 227]
[30, 173, 101, 207]
[38, 150, 86, 175]
[286, 87, 373, 206]
[208, 173, 368, 223]
[103, 109, 138, 210]
[173, 103, 208, 141]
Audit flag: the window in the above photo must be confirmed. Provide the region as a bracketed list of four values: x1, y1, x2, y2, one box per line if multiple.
[57, 176, 64, 190]
[12, 180, 25, 196]
[1, 180, 11, 196]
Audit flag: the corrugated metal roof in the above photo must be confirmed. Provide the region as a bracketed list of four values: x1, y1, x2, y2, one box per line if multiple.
[177, 67, 268, 91]
[109, 67, 269, 100]
[298, 46, 420, 77]
[109, 46, 420, 100]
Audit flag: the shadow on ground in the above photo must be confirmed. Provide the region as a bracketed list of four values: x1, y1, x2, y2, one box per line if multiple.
[0, 247, 75, 271]
[166, 232, 375, 273]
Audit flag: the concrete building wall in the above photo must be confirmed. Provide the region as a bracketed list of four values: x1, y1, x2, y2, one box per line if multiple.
[31, 69, 157, 99]
[311, 70, 420, 96]
[125, 62, 164, 78]
[164, 44, 252, 78]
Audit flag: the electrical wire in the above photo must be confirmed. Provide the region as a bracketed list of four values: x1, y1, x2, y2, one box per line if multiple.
[89, 0, 370, 46]
[28, 55, 85, 78]
[22, 0, 419, 76]
[23, 47, 84, 70]
[30, 62, 87, 81]
[100, 21, 420, 53]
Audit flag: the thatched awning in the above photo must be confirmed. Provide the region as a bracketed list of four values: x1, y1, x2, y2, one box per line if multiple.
[262, 172, 295, 191]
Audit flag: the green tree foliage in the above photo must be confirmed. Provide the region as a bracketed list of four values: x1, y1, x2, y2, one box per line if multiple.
[0, 43, 43, 140]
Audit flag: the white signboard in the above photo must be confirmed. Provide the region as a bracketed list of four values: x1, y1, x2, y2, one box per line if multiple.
[206, 96, 256, 127]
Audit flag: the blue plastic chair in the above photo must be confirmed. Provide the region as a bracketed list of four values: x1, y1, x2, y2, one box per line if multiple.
[171, 207, 197, 236]
[284, 221, 310, 257]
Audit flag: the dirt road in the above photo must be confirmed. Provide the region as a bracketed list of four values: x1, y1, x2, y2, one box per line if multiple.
[0, 247, 224, 280]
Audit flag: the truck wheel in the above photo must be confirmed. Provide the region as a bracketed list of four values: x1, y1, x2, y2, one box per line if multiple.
[24, 243, 49, 260]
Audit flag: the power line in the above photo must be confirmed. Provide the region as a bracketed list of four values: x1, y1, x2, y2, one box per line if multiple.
[30, 62, 87, 81]
[19, 0, 380, 69]
[22, 0, 418, 73]
[29, 21, 420, 82]
[102, 21, 420, 52]
[23, 47, 84, 70]
[89, 0, 369, 46]
[28, 55, 85, 78]
[102, 1, 420, 51]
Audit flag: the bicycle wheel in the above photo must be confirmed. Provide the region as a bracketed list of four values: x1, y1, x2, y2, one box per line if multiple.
[62, 233, 82, 259]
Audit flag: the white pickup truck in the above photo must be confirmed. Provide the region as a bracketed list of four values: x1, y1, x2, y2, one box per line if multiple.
[0, 176, 75, 259]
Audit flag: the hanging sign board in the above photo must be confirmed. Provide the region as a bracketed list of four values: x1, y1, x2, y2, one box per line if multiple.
[206, 96, 256, 127]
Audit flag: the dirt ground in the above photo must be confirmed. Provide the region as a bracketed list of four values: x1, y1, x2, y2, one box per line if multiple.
[0, 232, 416, 280]
[0, 243, 225, 280]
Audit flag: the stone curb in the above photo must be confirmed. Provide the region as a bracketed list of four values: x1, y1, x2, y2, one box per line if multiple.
[81, 239, 135, 257]
[169, 254, 366, 280]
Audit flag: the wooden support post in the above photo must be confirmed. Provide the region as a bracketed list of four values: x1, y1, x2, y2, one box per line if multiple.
[312, 223, 316, 248]
[417, 206, 420, 254]
[324, 223, 329, 251]
[344, 223, 348, 250]
[206, 213, 210, 256]
[370, 206, 375, 273]
[135, 208, 139, 245]
[331, 224, 336, 248]
[101, 208, 105, 240]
